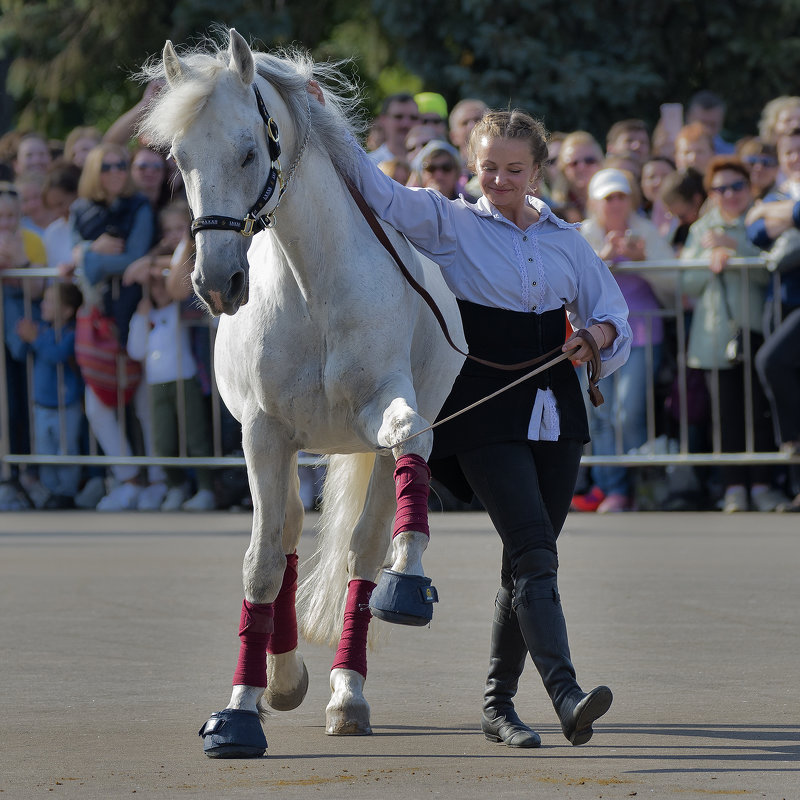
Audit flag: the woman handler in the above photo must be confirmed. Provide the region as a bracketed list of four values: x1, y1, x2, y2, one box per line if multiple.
[344, 103, 632, 747]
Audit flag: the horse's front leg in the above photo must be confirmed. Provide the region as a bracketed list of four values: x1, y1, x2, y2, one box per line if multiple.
[327, 455, 395, 735]
[264, 453, 309, 713]
[361, 392, 439, 627]
[199, 415, 302, 758]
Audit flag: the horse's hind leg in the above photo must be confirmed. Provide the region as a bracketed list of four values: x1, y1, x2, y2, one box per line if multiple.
[327, 456, 395, 735]
[264, 456, 309, 712]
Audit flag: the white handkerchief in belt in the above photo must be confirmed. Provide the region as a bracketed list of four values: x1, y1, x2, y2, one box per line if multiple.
[527, 388, 560, 442]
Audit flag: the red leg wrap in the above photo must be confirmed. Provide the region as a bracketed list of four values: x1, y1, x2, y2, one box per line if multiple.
[392, 453, 431, 538]
[267, 552, 299, 656]
[232, 599, 274, 687]
[331, 579, 376, 679]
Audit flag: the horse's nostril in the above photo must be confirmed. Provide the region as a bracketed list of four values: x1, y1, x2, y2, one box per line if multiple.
[228, 270, 246, 303]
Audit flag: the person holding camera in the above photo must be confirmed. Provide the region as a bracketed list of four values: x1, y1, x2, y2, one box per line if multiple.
[680, 156, 783, 512]
[575, 168, 673, 513]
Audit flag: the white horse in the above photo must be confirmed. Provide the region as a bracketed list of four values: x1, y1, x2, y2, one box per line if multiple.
[140, 29, 464, 757]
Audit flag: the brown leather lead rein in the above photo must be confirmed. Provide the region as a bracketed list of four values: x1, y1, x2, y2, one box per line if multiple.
[344, 177, 604, 408]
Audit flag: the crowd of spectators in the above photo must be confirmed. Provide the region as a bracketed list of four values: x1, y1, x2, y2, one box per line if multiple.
[2, 82, 800, 513]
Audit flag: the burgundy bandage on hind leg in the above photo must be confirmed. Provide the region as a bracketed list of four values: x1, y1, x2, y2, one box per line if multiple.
[331, 579, 376, 678]
[392, 453, 431, 538]
[267, 552, 299, 656]
[232, 599, 274, 687]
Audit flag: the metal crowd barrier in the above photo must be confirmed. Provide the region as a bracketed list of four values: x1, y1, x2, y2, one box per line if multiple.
[1, 261, 798, 486]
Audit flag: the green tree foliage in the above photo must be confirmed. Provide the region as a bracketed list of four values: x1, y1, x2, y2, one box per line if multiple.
[3, 0, 800, 141]
[0, 0, 395, 137]
[371, 0, 800, 140]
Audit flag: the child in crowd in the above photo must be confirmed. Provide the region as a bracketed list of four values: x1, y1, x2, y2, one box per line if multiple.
[16, 281, 84, 508]
[0, 181, 46, 509]
[42, 162, 82, 269]
[126, 257, 215, 511]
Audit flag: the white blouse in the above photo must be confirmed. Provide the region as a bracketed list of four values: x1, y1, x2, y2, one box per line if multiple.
[351, 142, 632, 439]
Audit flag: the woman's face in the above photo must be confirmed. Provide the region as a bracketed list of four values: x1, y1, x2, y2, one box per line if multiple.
[476, 136, 538, 216]
[560, 143, 601, 191]
[420, 152, 459, 198]
[742, 152, 779, 193]
[596, 191, 632, 231]
[775, 106, 800, 139]
[778, 134, 800, 181]
[708, 168, 751, 221]
[99, 153, 129, 199]
[131, 150, 166, 193]
[71, 136, 100, 168]
[641, 160, 675, 203]
[16, 137, 51, 175]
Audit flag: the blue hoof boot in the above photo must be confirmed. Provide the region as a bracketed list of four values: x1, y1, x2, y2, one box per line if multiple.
[199, 709, 267, 758]
[369, 568, 438, 626]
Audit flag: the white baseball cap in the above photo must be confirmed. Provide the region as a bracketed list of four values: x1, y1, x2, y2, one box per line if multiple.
[588, 168, 632, 200]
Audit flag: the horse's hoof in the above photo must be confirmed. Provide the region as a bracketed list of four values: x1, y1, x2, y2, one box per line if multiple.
[198, 709, 267, 758]
[368, 568, 438, 626]
[264, 661, 309, 711]
[326, 699, 372, 735]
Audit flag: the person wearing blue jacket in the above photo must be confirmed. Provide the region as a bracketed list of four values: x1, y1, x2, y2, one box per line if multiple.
[16, 281, 84, 508]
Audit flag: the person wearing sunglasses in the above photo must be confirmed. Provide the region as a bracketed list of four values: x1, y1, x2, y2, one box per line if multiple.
[412, 139, 464, 200]
[552, 131, 604, 220]
[63, 142, 157, 512]
[681, 156, 783, 513]
[738, 138, 779, 200]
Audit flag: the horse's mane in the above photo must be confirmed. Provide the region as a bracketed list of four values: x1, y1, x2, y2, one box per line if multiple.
[138, 37, 366, 182]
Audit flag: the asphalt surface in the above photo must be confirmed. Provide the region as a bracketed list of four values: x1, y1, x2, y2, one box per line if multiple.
[1, 509, 798, 799]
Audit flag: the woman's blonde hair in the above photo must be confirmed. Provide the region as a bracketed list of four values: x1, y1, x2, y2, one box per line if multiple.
[78, 143, 134, 204]
[467, 109, 549, 174]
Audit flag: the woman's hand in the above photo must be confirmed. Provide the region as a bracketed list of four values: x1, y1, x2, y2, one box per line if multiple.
[58, 261, 76, 280]
[709, 246, 733, 274]
[564, 324, 613, 363]
[700, 228, 737, 251]
[123, 255, 152, 286]
[16, 318, 38, 343]
[89, 234, 125, 255]
[307, 80, 325, 105]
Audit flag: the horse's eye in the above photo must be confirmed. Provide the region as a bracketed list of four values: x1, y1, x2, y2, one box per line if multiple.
[242, 150, 255, 167]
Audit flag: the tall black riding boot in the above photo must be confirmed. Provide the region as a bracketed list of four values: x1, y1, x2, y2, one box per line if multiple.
[481, 586, 541, 748]
[513, 548, 613, 746]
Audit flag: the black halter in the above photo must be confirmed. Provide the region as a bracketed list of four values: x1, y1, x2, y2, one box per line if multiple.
[190, 84, 284, 238]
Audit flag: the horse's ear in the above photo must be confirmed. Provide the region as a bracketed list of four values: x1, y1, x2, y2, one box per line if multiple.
[163, 40, 185, 87]
[228, 28, 254, 86]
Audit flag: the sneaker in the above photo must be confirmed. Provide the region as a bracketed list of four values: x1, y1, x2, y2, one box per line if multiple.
[570, 486, 605, 512]
[161, 485, 189, 511]
[750, 486, 787, 513]
[97, 482, 142, 511]
[75, 476, 107, 509]
[182, 488, 216, 511]
[596, 493, 630, 513]
[0, 480, 33, 511]
[722, 485, 749, 513]
[137, 482, 168, 511]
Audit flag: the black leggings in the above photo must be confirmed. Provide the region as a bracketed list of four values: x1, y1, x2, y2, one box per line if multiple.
[456, 439, 584, 587]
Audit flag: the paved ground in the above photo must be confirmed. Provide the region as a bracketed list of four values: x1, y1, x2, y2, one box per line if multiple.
[1, 509, 798, 799]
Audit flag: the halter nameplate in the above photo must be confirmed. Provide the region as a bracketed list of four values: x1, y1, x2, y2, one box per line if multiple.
[189, 84, 284, 239]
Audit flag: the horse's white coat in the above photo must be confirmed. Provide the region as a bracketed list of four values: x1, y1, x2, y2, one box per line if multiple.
[143, 31, 465, 734]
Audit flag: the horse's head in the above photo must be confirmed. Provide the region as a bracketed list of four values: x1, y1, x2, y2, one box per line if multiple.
[141, 30, 364, 316]
[156, 30, 298, 315]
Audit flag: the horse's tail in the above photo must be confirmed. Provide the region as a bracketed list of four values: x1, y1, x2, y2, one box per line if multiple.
[296, 452, 377, 647]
